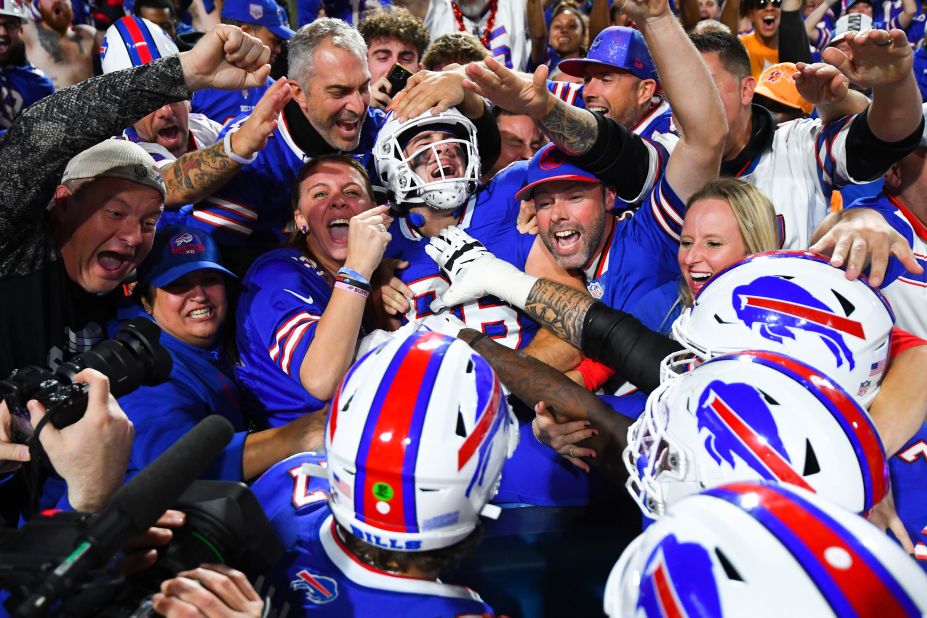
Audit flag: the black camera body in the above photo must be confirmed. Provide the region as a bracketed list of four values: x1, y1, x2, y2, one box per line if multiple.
[0, 318, 173, 439]
[0, 480, 283, 617]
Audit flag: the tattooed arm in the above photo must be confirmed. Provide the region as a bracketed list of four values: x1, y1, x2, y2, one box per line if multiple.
[458, 328, 630, 486]
[163, 78, 292, 207]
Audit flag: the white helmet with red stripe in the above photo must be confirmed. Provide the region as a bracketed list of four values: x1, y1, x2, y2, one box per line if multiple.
[605, 481, 927, 617]
[100, 16, 178, 74]
[325, 330, 518, 552]
[670, 251, 894, 407]
[624, 350, 888, 519]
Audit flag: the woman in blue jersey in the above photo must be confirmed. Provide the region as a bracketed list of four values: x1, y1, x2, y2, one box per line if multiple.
[236, 155, 392, 428]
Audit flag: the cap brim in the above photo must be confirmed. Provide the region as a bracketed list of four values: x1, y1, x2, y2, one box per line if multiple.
[268, 23, 295, 40]
[557, 57, 612, 78]
[147, 261, 237, 288]
[515, 174, 600, 201]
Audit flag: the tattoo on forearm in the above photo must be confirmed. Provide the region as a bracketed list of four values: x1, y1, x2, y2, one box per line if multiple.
[37, 27, 62, 62]
[524, 279, 596, 347]
[540, 100, 598, 156]
[164, 141, 239, 205]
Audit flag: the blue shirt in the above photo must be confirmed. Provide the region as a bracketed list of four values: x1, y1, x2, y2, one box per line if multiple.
[236, 247, 336, 427]
[890, 423, 927, 572]
[251, 452, 495, 616]
[117, 327, 247, 482]
[192, 105, 386, 247]
[1, 65, 54, 130]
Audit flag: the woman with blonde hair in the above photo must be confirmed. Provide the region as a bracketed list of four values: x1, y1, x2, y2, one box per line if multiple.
[631, 178, 780, 334]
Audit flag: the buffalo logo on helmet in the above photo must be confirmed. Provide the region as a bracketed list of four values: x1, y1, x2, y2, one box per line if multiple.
[638, 534, 722, 616]
[170, 232, 206, 255]
[290, 569, 338, 605]
[696, 381, 792, 480]
[732, 276, 863, 370]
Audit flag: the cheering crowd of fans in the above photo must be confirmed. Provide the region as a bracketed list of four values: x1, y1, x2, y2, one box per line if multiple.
[3, 0, 927, 615]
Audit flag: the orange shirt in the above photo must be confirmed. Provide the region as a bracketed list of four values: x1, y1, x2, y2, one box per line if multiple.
[740, 32, 779, 81]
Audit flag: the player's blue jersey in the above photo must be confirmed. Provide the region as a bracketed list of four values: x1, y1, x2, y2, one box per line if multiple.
[193, 106, 386, 247]
[1, 65, 54, 130]
[629, 279, 682, 336]
[582, 176, 685, 312]
[251, 453, 495, 617]
[890, 424, 927, 571]
[236, 247, 336, 428]
[385, 161, 539, 349]
[190, 77, 273, 126]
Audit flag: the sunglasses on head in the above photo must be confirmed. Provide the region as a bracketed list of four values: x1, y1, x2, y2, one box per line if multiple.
[756, 0, 783, 8]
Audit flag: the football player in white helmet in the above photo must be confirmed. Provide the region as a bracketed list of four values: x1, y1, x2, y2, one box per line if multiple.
[605, 481, 927, 617]
[250, 330, 518, 615]
[625, 350, 889, 519]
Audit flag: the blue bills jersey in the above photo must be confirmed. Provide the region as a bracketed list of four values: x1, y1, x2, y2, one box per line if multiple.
[236, 248, 335, 428]
[192, 107, 385, 247]
[582, 176, 686, 312]
[890, 424, 927, 571]
[251, 453, 495, 617]
[1, 65, 53, 130]
[386, 161, 539, 349]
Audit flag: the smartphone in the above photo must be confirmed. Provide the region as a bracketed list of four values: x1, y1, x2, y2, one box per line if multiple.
[386, 63, 415, 96]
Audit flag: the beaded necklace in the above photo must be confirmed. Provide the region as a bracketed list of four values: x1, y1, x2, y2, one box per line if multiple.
[450, 0, 499, 49]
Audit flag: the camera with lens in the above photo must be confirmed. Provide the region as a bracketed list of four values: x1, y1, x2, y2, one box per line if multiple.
[0, 318, 173, 441]
[0, 480, 282, 617]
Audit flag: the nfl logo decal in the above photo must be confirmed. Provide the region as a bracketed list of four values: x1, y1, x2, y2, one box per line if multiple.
[291, 569, 338, 604]
[249, 3, 263, 20]
[587, 281, 604, 299]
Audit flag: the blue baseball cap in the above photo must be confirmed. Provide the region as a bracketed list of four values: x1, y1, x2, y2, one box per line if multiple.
[137, 225, 236, 288]
[221, 0, 294, 41]
[558, 26, 658, 82]
[515, 144, 602, 201]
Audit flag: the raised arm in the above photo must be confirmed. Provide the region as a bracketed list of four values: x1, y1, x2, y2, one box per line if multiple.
[527, 0, 550, 68]
[457, 328, 631, 486]
[624, 0, 727, 200]
[162, 77, 291, 207]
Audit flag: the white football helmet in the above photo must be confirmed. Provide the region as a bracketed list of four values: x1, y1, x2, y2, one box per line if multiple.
[325, 330, 518, 552]
[100, 16, 178, 74]
[605, 481, 927, 617]
[672, 251, 894, 407]
[374, 109, 481, 212]
[0, 0, 27, 20]
[624, 350, 888, 519]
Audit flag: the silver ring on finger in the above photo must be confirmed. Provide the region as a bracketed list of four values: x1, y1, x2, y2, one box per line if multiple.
[569, 444, 575, 458]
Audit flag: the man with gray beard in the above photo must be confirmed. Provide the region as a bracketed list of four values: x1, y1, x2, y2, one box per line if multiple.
[186, 17, 499, 272]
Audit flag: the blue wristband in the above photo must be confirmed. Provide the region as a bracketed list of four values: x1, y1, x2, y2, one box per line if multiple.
[337, 267, 369, 286]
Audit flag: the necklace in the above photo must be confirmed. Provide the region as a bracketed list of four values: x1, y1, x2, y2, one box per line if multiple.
[450, 0, 499, 49]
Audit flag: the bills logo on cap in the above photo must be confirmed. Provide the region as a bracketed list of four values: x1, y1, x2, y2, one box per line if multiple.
[638, 534, 721, 616]
[290, 569, 338, 604]
[170, 232, 205, 255]
[733, 276, 863, 370]
[249, 3, 263, 19]
[538, 146, 569, 171]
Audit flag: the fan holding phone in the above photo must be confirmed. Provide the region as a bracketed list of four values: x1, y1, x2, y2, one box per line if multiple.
[372, 62, 417, 109]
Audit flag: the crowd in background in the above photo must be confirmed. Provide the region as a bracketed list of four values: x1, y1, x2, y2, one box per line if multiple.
[3, 0, 927, 615]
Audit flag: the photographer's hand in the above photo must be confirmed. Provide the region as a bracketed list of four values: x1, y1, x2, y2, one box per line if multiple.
[152, 564, 264, 617]
[0, 401, 31, 474]
[27, 369, 134, 512]
[117, 509, 187, 576]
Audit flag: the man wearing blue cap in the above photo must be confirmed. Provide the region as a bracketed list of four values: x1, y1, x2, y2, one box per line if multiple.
[190, 0, 293, 124]
[558, 26, 674, 143]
